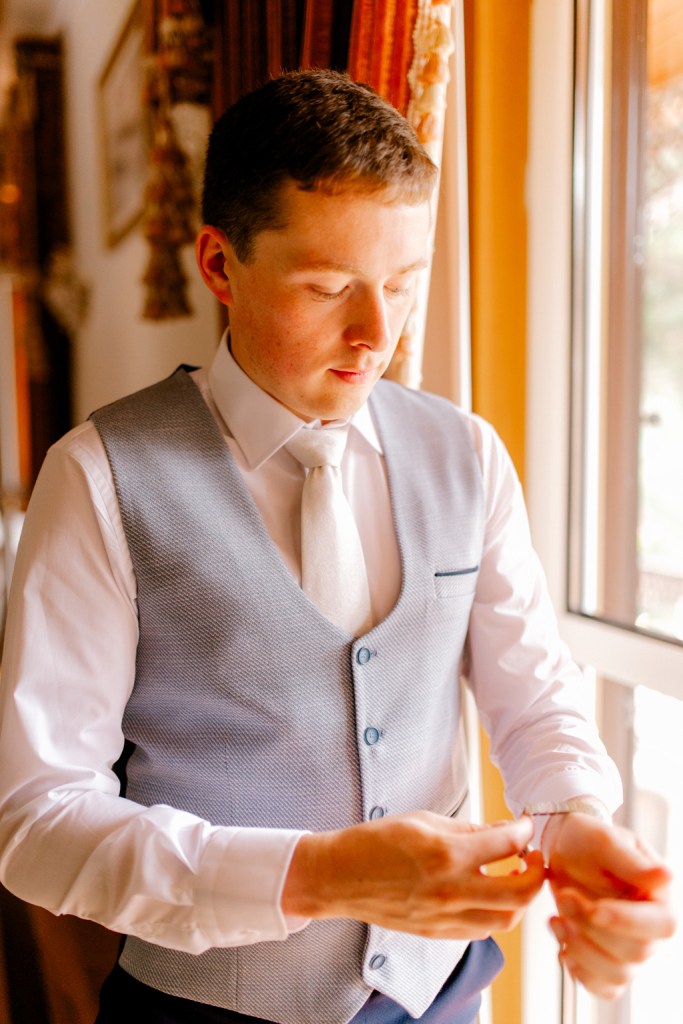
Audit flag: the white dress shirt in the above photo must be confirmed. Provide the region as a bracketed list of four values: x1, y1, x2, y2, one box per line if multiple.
[0, 335, 622, 953]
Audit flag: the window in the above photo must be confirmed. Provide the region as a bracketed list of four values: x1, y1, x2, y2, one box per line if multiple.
[570, 0, 683, 645]
[525, 1, 683, 1022]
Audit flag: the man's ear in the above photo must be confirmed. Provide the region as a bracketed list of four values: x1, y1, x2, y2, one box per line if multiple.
[195, 225, 235, 305]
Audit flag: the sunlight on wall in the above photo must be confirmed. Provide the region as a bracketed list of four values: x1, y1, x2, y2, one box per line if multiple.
[464, 3, 532, 1024]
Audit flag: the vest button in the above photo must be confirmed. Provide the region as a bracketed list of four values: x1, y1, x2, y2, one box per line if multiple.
[369, 954, 387, 970]
[356, 647, 372, 665]
[364, 727, 381, 745]
[369, 805, 387, 820]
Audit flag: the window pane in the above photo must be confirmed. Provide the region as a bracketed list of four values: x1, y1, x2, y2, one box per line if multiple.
[639, 59, 683, 637]
[628, 685, 683, 1019]
[569, 0, 683, 645]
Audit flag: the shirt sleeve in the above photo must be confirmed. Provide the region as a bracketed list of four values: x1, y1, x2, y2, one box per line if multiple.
[464, 414, 623, 821]
[0, 423, 308, 952]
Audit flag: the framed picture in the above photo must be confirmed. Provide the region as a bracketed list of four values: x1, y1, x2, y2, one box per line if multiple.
[98, 1, 147, 246]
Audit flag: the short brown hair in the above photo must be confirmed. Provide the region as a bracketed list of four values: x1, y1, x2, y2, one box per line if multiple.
[201, 69, 437, 262]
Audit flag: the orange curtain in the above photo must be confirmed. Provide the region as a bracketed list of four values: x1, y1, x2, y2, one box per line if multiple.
[348, 0, 419, 115]
[211, 0, 440, 142]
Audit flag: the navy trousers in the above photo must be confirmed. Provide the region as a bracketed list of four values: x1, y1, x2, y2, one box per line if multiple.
[95, 938, 503, 1024]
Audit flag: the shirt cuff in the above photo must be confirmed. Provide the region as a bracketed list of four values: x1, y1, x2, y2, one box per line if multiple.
[523, 797, 614, 858]
[195, 827, 311, 947]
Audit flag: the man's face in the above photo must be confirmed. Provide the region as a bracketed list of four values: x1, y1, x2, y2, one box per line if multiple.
[222, 182, 431, 422]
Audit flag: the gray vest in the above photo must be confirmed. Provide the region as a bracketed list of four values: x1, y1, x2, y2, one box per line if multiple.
[91, 369, 485, 1024]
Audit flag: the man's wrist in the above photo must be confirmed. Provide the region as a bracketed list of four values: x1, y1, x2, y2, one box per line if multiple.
[281, 831, 334, 920]
[522, 797, 612, 861]
[538, 798, 612, 861]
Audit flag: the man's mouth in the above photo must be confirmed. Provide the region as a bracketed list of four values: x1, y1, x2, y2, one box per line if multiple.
[330, 367, 378, 383]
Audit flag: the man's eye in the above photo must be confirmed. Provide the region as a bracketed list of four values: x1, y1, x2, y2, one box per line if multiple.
[385, 285, 411, 298]
[309, 286, 347, 301]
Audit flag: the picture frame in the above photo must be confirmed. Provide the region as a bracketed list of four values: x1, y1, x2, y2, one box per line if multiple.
[98, 1, 147, 247]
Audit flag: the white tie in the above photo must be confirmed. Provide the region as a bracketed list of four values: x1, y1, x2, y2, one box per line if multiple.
[286, 427, 372, 636]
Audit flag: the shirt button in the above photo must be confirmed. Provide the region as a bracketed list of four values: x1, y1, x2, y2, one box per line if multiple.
[369, 954, 387, 970]
[364, 727, 381, 745]
[356, 647, 372, 665]
[369, 805, 387, 820]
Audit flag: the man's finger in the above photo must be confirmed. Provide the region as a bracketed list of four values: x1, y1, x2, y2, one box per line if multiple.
[471, 855, 547, 908]
[550, 917, 634, 998]
[453, 816, 534, 869]
[593, 827, 672, 895]
[602, 862, 672, 901]
[556, 888, 677, 945]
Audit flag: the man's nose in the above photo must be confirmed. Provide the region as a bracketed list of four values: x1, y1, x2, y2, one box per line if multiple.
[344, 291, 393, 350]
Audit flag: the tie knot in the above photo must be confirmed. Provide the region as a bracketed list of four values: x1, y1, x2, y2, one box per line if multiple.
[286, 427, 349, 471]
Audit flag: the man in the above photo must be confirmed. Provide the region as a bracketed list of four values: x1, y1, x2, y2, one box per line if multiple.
[0, 70, 674, 1024]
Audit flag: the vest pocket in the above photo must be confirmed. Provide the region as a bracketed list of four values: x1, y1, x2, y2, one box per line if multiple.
[433, 566, 479, 598]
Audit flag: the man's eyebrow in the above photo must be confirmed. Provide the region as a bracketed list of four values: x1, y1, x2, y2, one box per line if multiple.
[291, 257, 429, 275]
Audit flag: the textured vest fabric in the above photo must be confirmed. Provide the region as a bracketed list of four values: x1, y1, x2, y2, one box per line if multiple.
[90, 369, 485, 1024]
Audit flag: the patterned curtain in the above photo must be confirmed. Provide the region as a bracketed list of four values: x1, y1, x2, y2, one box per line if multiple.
[144, 0, 455, 389]
[349, 1, 454, 386]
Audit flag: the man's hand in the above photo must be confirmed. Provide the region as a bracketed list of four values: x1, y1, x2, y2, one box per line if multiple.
[281, 812, 545, 939]
[544, 812, 677, 999]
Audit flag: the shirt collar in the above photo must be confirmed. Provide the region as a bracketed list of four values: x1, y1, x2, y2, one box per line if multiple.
[207, 332, 383, 469]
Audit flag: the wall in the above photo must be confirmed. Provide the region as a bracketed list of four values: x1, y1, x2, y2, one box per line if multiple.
[58, 0, 219, 422]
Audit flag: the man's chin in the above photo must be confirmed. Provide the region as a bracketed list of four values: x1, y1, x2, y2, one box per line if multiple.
[317, 390, 375, 423]
[280, 375, 379, 422]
